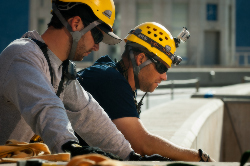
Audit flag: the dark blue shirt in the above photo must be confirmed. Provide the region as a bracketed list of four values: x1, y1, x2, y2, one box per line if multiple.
[77, 55, 139, 120]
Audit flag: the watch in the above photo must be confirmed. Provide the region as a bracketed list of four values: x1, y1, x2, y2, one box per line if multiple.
[198, 149, 210, 162]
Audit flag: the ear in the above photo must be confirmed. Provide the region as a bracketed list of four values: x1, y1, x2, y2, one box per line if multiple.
[68, 16, 84, 31]
[135, 53, 147, 66]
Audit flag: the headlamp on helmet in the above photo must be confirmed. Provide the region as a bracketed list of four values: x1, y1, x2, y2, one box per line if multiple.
[172, 55, 182, 66]
[174, 27, 190, 48]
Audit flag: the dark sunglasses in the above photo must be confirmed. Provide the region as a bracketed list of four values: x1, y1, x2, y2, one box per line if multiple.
[146, 55, 168, 74]
[90, 27, 104, 44]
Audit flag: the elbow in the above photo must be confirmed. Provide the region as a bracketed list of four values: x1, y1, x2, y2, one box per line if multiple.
[133, 146, 147, 156]
[131, 140, 152, 156]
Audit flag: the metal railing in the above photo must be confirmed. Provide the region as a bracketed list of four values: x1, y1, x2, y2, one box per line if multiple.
[139, 78, 200, 109]
[160, 78, 200, 99]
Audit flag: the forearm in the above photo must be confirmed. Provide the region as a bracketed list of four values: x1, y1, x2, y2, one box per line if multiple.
[67, 106, 132, 159]
[138, 134, 200, 161]
[63, 81, 133, 160]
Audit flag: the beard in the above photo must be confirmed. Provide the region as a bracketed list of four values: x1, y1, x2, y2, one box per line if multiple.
[66, 34, 89, 61]
[139, 81, 156, 93]
[138, 74, 156, 92]
[73, 48, 93, 61]
[73, 43, 91, 61]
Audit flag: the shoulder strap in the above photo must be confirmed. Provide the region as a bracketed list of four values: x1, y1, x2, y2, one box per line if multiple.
[31, 39, 65, 97]
[31, 39, 54, 85]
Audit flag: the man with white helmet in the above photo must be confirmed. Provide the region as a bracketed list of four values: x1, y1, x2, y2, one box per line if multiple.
[0, 0, 171, 161]
[78, 22, 215, 162]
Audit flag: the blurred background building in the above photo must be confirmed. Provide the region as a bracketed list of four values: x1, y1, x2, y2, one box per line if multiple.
[0, 0, 249, 68]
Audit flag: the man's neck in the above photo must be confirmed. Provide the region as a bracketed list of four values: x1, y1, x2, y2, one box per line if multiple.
[41, 27, 71, 62]
[122, 57, 136, 91]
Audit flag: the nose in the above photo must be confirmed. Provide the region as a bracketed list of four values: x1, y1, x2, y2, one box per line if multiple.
[160, 73, 167, 81]
[92, 43, 99, 51]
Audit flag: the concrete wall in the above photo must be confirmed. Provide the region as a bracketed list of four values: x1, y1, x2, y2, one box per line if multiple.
[140, 83, 250, 162]
[140, 98, 224, 161]
[191, 82, 250, 162]
[221, 99, 250, 162]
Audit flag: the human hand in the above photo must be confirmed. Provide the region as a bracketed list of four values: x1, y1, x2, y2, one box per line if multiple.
[198, 149, 215, 162]
[128, 151, 171, 161]
[61, 141, 123, 161]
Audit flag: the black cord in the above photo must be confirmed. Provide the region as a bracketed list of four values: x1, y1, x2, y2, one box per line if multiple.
[136, 92, 147, 115]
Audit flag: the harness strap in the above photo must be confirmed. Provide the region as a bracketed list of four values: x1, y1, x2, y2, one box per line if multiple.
[129, 49, 140, 89]
[31, 39, 65, 97]
[32, 39, 54, 85]
[56, 61, 67, 97]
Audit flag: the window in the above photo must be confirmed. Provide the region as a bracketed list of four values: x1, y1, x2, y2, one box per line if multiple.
[207, 4, 217, 21]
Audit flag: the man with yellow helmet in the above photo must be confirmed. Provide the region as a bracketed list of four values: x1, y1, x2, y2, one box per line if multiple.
[78, 22, 214, 162]
[0, 0, 171, 161]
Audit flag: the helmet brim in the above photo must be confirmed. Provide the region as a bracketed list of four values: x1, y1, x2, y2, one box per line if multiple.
[98, 24, 122, 45]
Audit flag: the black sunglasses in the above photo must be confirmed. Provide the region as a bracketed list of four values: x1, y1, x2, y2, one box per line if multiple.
[91, 27, 104, 44]
[146, 55, 168, 74]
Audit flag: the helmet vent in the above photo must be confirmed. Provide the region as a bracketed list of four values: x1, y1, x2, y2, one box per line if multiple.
[102, 10, 112, 19]
[154, 34, 157, 37]
[159, 32, 163, 35]
[147, 26, 150, 29]
[165, 37, 168, 40]
[148, 31, 151, 34]
[153, 28, 157, 31]
[159, 38, 163, 41]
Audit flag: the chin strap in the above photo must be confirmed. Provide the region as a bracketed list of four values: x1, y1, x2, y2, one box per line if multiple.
[117, 59, 147, 116]
[52, 2, 103, 60]
[128, 47, 152, 89]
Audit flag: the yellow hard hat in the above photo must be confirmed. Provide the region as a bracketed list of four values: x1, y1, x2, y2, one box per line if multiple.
[54, 0, 121, 45]
[124, 22, 176, 67]
[58, 0, 115, 29]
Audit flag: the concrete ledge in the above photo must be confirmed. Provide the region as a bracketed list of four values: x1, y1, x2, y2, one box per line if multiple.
[214, 82, 250, 95]
[191, 83, 250, 162]
[192, 83, 250, 98]
[165, 68, 250, 87]
[140, 98, 224, 161]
